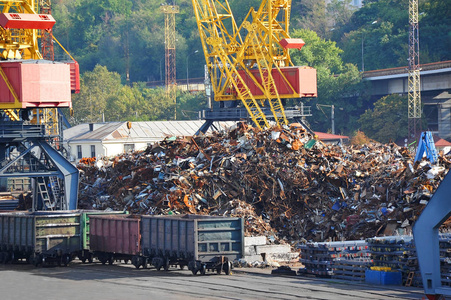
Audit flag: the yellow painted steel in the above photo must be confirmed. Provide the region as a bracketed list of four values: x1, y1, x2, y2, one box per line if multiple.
[0, 0, 59, 131]
[0, 63, 20, 110]
[192, 0, 296, 129]
[0, 0, 42, 60]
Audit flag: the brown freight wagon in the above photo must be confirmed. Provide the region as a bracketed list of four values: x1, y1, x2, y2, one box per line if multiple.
[89, 214, 144, 267]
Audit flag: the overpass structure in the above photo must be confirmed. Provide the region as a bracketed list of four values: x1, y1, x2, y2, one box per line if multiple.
[363, 61, 451, 140]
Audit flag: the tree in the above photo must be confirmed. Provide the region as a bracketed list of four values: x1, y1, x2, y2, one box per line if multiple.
[358, 94, 408, 143]
[72, 65, 122, 123]
[291, 0, 327, 37]
[290, 29, 368, 135]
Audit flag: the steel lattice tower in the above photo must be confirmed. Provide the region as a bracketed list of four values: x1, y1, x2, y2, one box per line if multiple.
[161, 4, 179, 120]
[408, 0, 421, 141]
[40, 0, 54, 61]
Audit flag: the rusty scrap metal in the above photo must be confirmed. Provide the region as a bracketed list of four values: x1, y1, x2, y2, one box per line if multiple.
[77, 123, 451, 244]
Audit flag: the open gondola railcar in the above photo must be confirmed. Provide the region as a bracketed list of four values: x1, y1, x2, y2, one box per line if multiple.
[142, 214, 244, 275]
[0, 211, 81, 266]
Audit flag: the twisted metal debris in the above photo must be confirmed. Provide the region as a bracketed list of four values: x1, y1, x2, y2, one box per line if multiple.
[77, 123, 451, 244]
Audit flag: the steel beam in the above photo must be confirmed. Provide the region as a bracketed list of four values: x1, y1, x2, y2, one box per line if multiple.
[38, 140, 78, 210]
[413, 171, 451, 299]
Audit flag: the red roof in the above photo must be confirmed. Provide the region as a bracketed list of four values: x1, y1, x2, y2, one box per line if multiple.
[435, 138, 451, 147]
[314, 132, 349, 141]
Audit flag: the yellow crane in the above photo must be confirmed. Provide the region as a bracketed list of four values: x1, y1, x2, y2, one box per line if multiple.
[192, 0, 316, 130]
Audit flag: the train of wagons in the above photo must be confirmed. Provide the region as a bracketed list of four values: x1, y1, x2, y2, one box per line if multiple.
[0, 210, 244, 275]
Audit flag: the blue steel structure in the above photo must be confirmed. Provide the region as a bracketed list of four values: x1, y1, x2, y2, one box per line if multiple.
[413, 171, 451, 300]
[414, 131, 438, 164]
[0, 118, 79, 211]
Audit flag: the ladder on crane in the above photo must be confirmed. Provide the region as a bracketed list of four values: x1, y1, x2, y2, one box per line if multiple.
[49, 176, 61, 208]
[36, 177, 55, 210]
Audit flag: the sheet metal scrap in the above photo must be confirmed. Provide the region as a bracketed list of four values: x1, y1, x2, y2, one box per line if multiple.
[77, 124, 451, 245]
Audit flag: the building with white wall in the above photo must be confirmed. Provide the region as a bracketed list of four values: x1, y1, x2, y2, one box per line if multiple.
[63, 120, 233, 163]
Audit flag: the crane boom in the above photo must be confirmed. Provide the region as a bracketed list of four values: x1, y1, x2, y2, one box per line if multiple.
[192, 0, 316, 129]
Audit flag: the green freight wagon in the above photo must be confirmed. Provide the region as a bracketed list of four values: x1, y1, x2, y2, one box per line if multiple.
[0, 211, 81, 266]
[78, 210, 128, 263]
[141, 214, 244, 275]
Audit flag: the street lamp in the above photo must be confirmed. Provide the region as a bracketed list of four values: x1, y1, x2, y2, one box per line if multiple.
[361, 20, 378, 72]
[186, 50, 199, 92]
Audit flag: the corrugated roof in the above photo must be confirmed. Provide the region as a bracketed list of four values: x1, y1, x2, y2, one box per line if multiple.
[74, 122, 123, 141]
[67, 121, 234, 142]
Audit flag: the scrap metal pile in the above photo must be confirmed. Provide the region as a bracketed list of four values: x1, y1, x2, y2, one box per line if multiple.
[77, 123, 451, 244]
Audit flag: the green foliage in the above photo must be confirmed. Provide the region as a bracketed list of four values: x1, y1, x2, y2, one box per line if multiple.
[72, 65, 122, 123]
[291, 0, 327, 37]
[336, 0, 451, 70]
[290, 29, 368, 134]
[54, 0, 449, 137]
[72, 65, 205, 123]
[358, 94, 408, 143]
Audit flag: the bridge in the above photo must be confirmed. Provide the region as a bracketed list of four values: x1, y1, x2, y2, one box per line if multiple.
[362, 60, 451, 96]
[363, 61, 451, 140]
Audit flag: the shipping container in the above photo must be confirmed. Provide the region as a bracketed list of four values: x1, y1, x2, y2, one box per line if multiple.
[141, 214, 244, 275]
[89, 214, 141, 266]
[0, 60, 71, 109]
[0, 211, 81, 266]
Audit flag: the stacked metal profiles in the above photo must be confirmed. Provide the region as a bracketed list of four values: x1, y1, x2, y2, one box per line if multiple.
[403, 237, 422, 287]
[331, 241, 372, 282]
[438, 234, 451, 288]
[367, 236, 414, 285]
[298, 240, 370, 278]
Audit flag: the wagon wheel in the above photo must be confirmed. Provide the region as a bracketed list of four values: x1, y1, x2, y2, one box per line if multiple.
[224, 261, 232, 275]
[142, 258, 148, 269]
[63, 254, 71, 267]
[33, 256, 41, 267]
[163, 258, 170, 271]
[132, 256, 141, 269]
[200, 264, 206, 276]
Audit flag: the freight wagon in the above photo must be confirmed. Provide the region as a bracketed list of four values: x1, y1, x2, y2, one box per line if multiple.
[0, 210, 128, 266]
[89, 214, 244, 275]
[77, 210, 128, 263]
[89, 214, 142, 266]
[0, 211, 81, 266]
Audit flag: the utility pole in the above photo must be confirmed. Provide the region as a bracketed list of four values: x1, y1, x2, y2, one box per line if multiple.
[408, 0, 421, 141]
[316, 104, 336, 135]
[161, 4, 179, 120]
